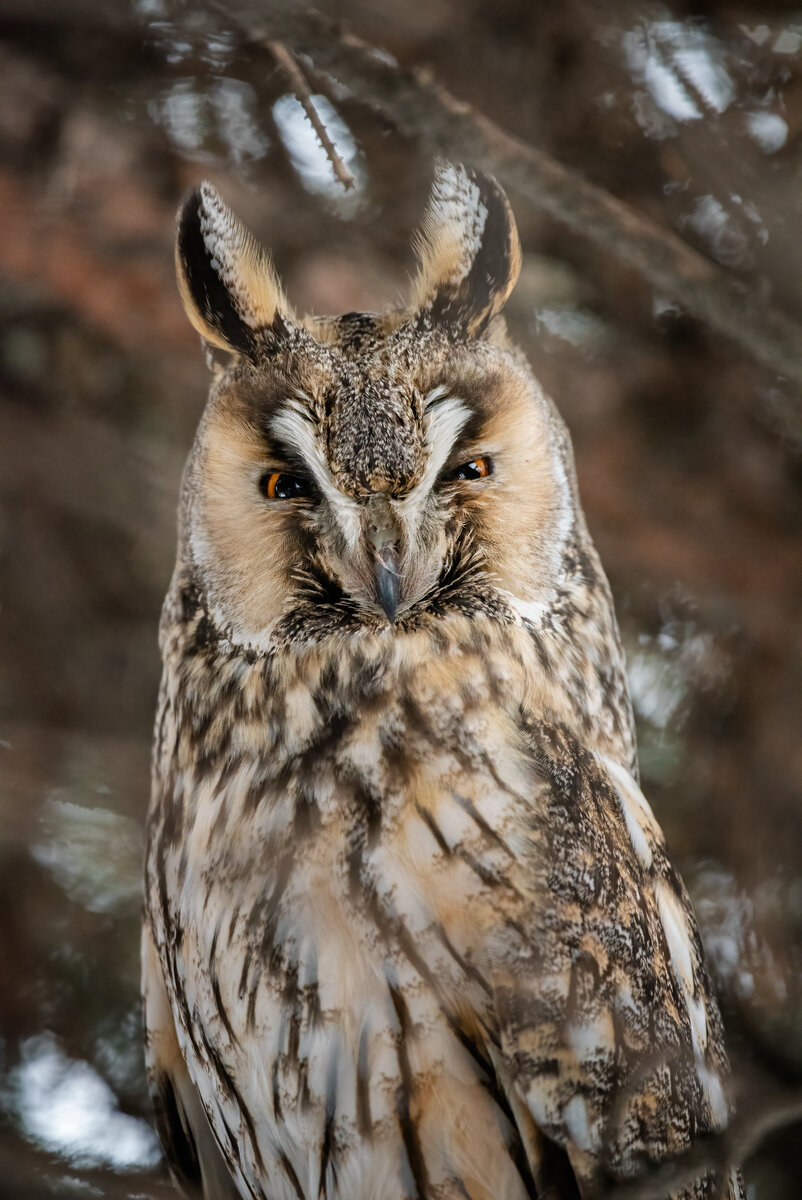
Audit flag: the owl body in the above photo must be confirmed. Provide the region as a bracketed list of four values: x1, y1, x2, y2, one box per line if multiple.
[144, 167, 744, 1199]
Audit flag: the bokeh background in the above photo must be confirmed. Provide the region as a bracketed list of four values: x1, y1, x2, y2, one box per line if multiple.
[1, 1, 801, 1196]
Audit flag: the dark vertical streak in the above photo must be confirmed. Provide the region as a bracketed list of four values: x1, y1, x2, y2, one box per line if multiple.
[414, 801, 453, 857]
[434, 925, 492, 997]
[153, 1074, 202, 1190]
[318, 1112, 336, 1198]
[388, 985, 430, 1200]
[356, 1022, 373, 1137]
[210, 921, 237, 1043]
[279, 1150, 306, 1200]
[271, 1056, 283, 1122]
[450, 790, 515, 857]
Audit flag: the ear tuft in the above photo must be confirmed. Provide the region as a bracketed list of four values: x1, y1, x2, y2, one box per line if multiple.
[411, 162, 521, 338]
[175, 182, 292, 358]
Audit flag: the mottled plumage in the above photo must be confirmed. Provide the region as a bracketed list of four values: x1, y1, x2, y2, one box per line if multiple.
[143, 165, 745, 1200]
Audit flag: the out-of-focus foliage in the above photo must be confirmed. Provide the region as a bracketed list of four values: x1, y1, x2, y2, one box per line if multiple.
[0, 1, 801, 1195]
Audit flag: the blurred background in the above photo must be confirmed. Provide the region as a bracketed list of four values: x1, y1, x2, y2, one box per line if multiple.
[1, 1, 801, 1196]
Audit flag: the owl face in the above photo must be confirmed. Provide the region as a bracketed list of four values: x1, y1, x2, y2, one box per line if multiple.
[176, 167, 576, 645]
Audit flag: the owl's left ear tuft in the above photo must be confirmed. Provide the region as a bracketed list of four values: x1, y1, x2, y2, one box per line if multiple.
[175, 182, 292, 360]
[410, 162, 522, 338]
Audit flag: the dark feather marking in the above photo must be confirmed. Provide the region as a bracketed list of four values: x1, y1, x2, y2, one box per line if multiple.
[423, 169, 516, 339]
[347, 781, 383, 899]
[388, 985, 430, 1199]
[319, 1112, 336, 1198]
[238, 946, 253, 1000]
[434, 924, 492, 997]
[360, 882, 539, 1196]
[394, 1007, 540, 1200]
[539, 1137, 583, 1200]
[209, 921, 237, 1043]
[295, 786, 322, 839]
[271, 1055, 283, 1121]
[238, 1090, 267, 1176]
[297, 1056, 312, 1112]
[177, 186, 288, 359]
[319, 1055, 339, 1200]
[455, 843, 514, 891]
[199, 1027, 236, 1102]
[198, 1026, 266, 1175]
[227, 906, 239, 947]
[242, 852, 296, 1030]
[279, 1150, 306, 1200]
[336, 311, 379, 353]
[414, 801, 452, 857]
[356, 1022, 373, 1136]
[450, 790, 515, 857]
[245, 961, 263, 1032]
[153, 1073, 202, 1190]
[366, 882, 490, 1061]
[219, 1113, 242, 1169]
[287, 1007, 301, 1070]
[154, 856, 203, 1064]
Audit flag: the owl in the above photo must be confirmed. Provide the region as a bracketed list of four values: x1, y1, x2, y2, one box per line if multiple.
[142, 163, 745, 1200]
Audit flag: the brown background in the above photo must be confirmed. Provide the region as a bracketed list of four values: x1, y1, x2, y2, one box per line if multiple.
[0, 1, 800, 1195]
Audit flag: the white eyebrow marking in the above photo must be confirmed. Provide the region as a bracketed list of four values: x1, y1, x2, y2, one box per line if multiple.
[398, 391, 469, 534]
[270, 398, 361, 547]
[423, 394, 470, 482]
[423, 384, 450, 411]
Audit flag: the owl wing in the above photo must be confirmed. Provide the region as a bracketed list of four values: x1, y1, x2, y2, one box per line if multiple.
[142, 921, 240, 1199]
[491, 718, 745, 1199]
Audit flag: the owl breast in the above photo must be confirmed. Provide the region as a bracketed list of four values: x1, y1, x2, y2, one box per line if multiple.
[148, 616, 545, 1200]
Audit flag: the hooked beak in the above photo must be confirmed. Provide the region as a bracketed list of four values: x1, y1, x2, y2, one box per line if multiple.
[374, 546, 400, 623]
[364, 494, 402, 624]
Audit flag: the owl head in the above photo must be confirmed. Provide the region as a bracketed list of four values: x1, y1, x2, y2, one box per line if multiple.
[174, 164, 582, 646]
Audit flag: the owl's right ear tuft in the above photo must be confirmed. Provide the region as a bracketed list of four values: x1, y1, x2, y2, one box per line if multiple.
[175, 182, 292, 360]
[410, 162, 522, 339]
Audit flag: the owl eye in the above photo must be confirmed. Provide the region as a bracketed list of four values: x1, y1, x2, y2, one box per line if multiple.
[259, 471, 314, 501]
[447, 456, 493, 482]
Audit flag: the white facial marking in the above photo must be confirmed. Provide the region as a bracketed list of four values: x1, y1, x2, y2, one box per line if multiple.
[423, 393, 470, 481]
[423, 384, 450, 411]
[270, 399, 361, 548]
[398, 392, 469, 535]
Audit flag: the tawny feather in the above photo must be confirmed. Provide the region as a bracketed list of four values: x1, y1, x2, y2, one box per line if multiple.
[143, 166, 744, 1200]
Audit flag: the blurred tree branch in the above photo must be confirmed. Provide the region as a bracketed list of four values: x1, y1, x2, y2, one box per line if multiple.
[267, 40, 356, 191]
[210, 0, 802, 393]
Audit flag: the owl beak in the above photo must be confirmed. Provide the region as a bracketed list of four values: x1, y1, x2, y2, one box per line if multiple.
[374, 547, 400, 623]
[364, 494, 402, 623]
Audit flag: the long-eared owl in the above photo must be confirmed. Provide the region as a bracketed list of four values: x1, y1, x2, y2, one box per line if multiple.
[143, 163, 745, 1200]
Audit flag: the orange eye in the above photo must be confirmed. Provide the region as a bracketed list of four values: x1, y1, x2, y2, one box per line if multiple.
[448, 456, 493, 482]
[259, 471, 313, 500]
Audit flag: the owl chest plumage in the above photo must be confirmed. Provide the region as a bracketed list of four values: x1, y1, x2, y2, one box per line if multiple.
[147, 607, 554, 1199]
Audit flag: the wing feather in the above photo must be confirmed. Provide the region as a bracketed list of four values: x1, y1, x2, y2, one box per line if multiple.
[490, 718, 745, 1199]
[142, 921, 240, 1200]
